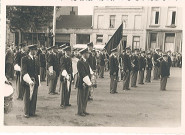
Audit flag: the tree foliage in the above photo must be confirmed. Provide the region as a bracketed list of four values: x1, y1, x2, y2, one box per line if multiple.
[6, 6, 53, 32]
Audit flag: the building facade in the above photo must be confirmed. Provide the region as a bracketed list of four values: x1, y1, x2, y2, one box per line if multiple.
[92, 6, 148, 50]
[146, 7, 182, 52]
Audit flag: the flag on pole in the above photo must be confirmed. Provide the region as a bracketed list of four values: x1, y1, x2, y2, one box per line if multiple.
[104, 23, 123, 55]
[52, 6, 56, 46]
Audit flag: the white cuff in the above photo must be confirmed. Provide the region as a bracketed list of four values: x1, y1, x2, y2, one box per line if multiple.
[62, 70, 69, 80]
[83, 76, 92, 86]
[38, 75, 40, 83]
[14, 64, 21, 71]
[23, 74, 33, 84]
[89, 66, 94, 75]
[49, 66, 53, 73]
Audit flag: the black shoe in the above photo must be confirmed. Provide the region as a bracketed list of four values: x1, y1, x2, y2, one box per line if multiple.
[78, 113, 86, 117]
[66, 104, 71, 106]
[53, 92, 58, 95]
[24, 114, 29, 118]
[84, 112, 90, 115]
[115, 91, 118, 93]
[126, 88, 130, 90]
[30, 114, 37, 117]
[60, 105, 65, 109]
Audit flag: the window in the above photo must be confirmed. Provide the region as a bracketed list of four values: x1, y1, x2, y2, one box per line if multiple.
[133, 36, 140, 49]
[134, 15, 142, 29]
[97, 15, 104, 29]
[150, 33, 157, 49]
[167, 7, 177, 26]
[108, 35, 112, 40]
[109, 15, 116, 28]
[122, 15, 128, 29]
[76, 34, 90, 44]
[151, 7, 160, 25]
[165, 33, 175, 52]
[96, 34, 103, 43]
[165, 33, 175, 43]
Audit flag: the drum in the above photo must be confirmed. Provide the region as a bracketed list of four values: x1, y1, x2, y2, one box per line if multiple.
[4, 82, 14, 114]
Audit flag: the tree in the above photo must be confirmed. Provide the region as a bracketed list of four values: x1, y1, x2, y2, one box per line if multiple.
[6, 6, 54, 32]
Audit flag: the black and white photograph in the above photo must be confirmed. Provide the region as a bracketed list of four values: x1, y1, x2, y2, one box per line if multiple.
[2, 0, 184, 132]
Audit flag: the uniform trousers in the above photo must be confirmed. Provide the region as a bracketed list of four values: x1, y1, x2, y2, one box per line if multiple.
[122, 71, 130, 90]
[153, 66, 159, 80]
[5, 63, 14, 79]
[110, 75, 118, 93]
[40, 67, 46, 81]
[160, 76, 168, 90]
[99, 66, 105, 78]
[145, 69, 152, 83]
[130, 71, 138, 87]
[77, 86, 89, 114]
[16, 72, 23, 99]
[138, 70, 145, 84]
[60, 80, 71, 106]
[23, 84, 38, 116]
[53, 72, 59, 93]
[48, 71, 56, 94]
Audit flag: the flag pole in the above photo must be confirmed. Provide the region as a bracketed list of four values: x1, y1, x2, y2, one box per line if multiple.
[52, 6, 56, 46]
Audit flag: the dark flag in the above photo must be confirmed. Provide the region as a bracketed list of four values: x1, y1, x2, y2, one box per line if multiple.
[104, 23, 123, 55]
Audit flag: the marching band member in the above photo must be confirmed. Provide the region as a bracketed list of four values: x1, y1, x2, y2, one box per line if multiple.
[60, 46, 73, 108]
[21, 44, 40, 118]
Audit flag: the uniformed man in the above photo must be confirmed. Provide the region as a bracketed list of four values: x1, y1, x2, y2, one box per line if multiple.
[130, 49, 139, 87]
[120, 47, 131, 91]
[60, 46, 73, 108]
[87, 42, 97, 100]
[160, 53, 170, 91]
[5, 45, 15, 80]
[152, 49, 160, 80]
[58, 44, 66, 93]
[109, 48, 119, 94]
[145, 51, 153, 83]
[167, 50, 172, 77]
[39, 47, 46, 81]
[21, 44, 40, 118]
[77, 48, 95, 116]
[14, 43, 27, 100]
[99, 48, 106, 78]
[138, 51, 146, 85]
[47, 45, 59, 95]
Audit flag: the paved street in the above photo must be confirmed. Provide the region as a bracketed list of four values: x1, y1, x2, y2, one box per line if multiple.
[4, 67, 181, 127]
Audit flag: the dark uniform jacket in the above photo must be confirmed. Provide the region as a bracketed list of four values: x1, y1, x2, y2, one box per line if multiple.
[15, 51, 25, 66]
[160, 60, 170, 77]
[39, 53, 46, 68]
[168, 56, 172, 67]
[47, 52, 60, 75]
[109, 55, 119, 76]
[21, 55, 40, 87]
[131, 55, 139, 71]
[6, 49, 14, 64]
[146, 57, 153, 70]
[153, 53, 160, 67]
[99, 53, 106, 66]
[138, 56, 146, 71]
[87, 52, 96, 71]
[60, 55, 73, 82]
[120, 54, 131, 72]
[77, 58, 91, 89]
